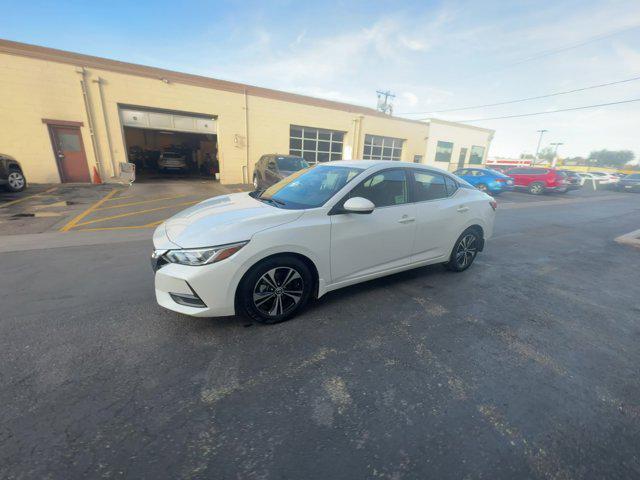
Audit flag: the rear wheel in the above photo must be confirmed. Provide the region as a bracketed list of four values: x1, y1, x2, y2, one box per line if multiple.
[447, 228, 481, 272]
[528, 182, 545, 195]
[6, 170, 26, 192]
[239, 256, 314, 324]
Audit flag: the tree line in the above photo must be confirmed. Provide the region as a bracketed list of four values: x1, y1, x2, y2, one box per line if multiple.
[520, 149, 636, 168]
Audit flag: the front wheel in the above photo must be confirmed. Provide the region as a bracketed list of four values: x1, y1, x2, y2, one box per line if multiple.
[6, 170, 26, 192]
[238, 256, 314, 324]
[446, 228, 481, 272]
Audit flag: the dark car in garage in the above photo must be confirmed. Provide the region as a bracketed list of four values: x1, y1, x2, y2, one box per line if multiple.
[252, 154, 309, 190]
[0, 154, 27, 192]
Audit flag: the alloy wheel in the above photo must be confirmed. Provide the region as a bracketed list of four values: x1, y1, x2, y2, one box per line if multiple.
[253, 267, 304, 317]
[530, 183, 543, 194]
[455, 233, 477, 269]
[8, 172, 25, 190]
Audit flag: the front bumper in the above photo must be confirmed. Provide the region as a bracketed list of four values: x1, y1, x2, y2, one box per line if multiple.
[154, 261, 240, 317]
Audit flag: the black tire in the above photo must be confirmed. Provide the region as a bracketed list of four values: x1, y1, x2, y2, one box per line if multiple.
[238, 255, 314, 324]
[528, 182, 545, 195]
[476, 183, 488, 193]
[446, 227, 481, 272]
[6, 169, 26, 192]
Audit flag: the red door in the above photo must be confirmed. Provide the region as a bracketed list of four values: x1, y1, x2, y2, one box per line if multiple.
[49, 125, 91, 183]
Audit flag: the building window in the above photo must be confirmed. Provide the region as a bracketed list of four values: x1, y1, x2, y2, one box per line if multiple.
[363, 134, 403, 161]
[435, 141, 454, 162]
[470, 145, 485, 164]
[289, 125, 344, 164]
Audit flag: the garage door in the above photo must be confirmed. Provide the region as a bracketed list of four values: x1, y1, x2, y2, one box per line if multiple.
[119, 107, 216, 135]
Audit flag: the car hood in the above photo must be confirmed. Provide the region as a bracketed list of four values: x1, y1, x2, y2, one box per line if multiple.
[160, 192, 304, 248]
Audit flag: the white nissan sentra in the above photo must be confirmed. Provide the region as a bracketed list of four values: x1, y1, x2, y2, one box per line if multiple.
[152, 160, 496, 324]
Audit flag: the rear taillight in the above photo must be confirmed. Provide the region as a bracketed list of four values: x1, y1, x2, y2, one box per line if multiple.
[495, 178, 505, 183]
[490, 200, 497, 211]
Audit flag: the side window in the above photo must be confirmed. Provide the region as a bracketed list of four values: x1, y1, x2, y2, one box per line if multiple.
[412, 170, 448, 201]
[444, 176, 458, 196]
[456, 169, 468, 176]
[349, 169, 408, 208]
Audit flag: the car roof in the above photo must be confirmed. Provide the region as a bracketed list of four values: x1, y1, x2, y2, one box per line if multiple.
[322, 159, 453, 176]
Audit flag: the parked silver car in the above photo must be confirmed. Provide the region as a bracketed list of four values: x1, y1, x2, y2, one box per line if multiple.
[158, 152, 188, 172]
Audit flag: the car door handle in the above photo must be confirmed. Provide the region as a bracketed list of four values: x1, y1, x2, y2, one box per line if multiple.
[398, 216, 415, 224]
[457, 206, 469, 213]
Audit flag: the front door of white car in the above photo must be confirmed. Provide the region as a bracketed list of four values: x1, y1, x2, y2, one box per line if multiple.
[329, 169, 416, 284]
[409, 170, 467, 262]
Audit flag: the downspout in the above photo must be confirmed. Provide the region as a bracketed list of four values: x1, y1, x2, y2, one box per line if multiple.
[92, 77, 117, 178]
[243, 88, 250, 184]
[353, 115, 364, 159]
[75, 67, 103, 180]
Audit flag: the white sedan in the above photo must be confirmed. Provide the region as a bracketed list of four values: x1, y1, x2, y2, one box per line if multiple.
[152, 160, 496, 323]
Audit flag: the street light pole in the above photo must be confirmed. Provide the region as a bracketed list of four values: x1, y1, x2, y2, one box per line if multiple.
[550, 142, 564, 168]
[534, 129, 548, 165]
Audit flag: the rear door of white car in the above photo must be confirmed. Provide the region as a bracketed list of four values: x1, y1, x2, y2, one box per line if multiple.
[409, 169, 468, 263]
[330, 168, 416, 283]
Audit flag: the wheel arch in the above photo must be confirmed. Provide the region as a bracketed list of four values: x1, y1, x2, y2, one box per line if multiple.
[234, 251, 320, 315]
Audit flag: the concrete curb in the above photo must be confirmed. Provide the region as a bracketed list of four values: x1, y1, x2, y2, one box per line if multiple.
[615, 229, 640, 249]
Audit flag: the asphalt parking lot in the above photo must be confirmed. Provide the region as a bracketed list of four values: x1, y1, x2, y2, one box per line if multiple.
[0, 180, 249, 235]
[1, 188, 639, 479]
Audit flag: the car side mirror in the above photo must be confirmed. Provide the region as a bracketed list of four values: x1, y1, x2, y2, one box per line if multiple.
[343, 197, 375, 214]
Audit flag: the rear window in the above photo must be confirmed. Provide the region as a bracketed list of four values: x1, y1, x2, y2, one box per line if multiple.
[277, 157, 308, 171]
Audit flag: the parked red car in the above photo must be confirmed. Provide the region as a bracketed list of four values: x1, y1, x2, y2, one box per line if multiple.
[505, 167, 568, 195]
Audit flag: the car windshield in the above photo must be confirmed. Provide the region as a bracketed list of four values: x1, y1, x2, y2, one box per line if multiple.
[254, 165, 363, 209]
[277, 157, 308, 171]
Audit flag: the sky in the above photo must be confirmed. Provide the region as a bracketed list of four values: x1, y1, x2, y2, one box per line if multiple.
[2, 0, 640, 160]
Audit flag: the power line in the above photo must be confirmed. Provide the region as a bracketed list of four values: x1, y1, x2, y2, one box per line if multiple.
[451, 98, 640, 123]
[506, 25, 639, 67]
[461, 24, 640, 82]
[399, 75, 640, 115]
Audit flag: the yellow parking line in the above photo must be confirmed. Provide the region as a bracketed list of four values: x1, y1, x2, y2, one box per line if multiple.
[105, 194, 134, 201]
[73, 200, 199, 228]
[95, 195, 187, 211]
[0, 187, 58, 209]
[59, 188, 119, 232]
[76, 220, 165, 232]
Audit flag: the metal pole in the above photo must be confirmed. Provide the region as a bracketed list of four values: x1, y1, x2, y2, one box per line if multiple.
[550, 142, 563, 168]
[534, 129, 548, 165]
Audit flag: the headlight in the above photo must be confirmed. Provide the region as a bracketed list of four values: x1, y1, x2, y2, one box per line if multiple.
[164, 241, 248, 266]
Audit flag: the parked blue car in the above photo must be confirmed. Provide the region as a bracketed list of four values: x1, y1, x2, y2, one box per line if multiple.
[453, 167, 514, 194]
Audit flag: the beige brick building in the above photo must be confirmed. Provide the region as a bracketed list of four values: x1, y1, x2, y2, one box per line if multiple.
[0, 39, 494, 185]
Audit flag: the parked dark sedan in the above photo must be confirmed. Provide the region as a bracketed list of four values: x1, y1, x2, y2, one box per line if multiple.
[557, 170, 582, 191]
[0, 154, 27, 192]
[615, 173, 640, 192]
[253, 154, 309, 190]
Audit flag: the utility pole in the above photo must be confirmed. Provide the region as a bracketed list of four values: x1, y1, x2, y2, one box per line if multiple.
[534, 129, 548, 165]
[376, 90, 395, 115]
[550, 142, 563, 168]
